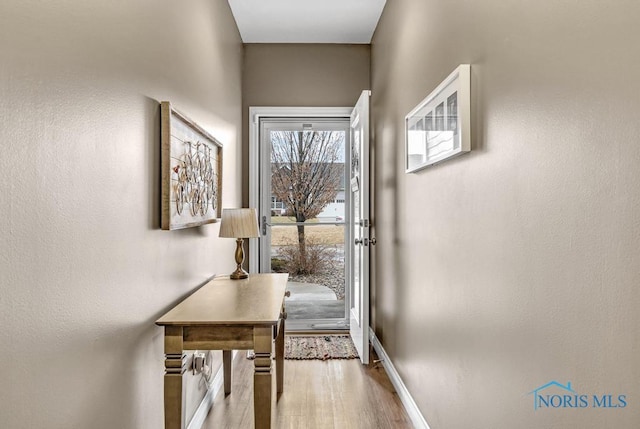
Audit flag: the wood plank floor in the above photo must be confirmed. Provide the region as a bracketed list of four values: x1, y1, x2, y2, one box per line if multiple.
[202, 347, 413, 429]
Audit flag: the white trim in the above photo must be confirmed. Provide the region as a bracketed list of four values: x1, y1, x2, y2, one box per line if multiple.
[369, 328, 431, 429]
[186, 351, 237, 429]
[248, 106, 353, 274]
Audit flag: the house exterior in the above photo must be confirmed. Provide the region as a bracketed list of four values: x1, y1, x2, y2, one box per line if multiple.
[271, 191, 345, 220]
[317, 189, 346, 221]
[271, 162, 346, 220]
[2, 1, 639, 429]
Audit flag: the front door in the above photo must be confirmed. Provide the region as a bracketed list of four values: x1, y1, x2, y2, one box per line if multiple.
[349, 90, 371, 364]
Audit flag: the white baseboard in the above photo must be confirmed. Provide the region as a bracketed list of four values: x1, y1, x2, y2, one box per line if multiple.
[186, 351, 236, 429]
[369, 328, 431, 429]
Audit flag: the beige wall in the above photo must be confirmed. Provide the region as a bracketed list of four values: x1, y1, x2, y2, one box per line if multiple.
[0, 1, 242, 428]
[241, 43, 370, 204]
[371, 1, 640, 428]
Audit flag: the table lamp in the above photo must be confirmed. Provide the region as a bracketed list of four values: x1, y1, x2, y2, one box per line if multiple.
[218, 208, 260, 280]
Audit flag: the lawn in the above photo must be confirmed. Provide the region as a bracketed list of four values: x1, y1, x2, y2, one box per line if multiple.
[270, 217, 345, 246]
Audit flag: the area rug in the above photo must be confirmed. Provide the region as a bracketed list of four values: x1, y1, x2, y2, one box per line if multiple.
[285, 335, 359, 360]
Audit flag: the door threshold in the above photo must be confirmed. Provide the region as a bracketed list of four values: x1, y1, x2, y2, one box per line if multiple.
[286, 327, 349, 335]
[285, 320, 349, 332]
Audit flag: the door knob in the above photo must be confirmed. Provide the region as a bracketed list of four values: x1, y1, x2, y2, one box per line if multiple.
[354, 238, 363, 245]
[261, 215, 272, 236]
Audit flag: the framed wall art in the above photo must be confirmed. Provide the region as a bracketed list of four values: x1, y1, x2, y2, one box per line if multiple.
[405, 64, 471, 173]
[161, 101, 223, 230]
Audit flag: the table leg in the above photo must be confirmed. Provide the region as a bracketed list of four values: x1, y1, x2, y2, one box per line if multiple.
[253, 326, 273, 429]
[164, 326, 186, 429]
[223, 350, 232, 395]
[275, 317, 285, 394]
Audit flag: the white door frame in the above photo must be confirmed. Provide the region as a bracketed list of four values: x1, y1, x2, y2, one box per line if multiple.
[248, 107, 353, 274]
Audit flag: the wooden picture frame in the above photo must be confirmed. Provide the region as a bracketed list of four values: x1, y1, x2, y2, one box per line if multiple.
[405, 64, 471, 172]
[161, 101, 223, 230]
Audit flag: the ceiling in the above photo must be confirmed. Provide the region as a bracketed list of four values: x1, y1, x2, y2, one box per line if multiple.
[227, 0, 387, 44]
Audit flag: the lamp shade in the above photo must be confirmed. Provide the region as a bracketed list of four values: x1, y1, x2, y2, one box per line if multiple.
[219, 208, 260, 238]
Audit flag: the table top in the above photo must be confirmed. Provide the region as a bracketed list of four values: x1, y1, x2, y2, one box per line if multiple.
[156, 273, 289, 326]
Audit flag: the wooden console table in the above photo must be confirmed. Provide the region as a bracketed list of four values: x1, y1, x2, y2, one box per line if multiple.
[156, 273, 289, 429]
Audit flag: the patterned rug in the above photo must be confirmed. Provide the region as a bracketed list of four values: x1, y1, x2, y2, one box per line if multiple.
[285, 335, 359, 360]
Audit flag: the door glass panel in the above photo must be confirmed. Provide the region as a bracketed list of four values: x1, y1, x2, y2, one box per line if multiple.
[351, 174, 360, 322]
[262, 126, 349, 327]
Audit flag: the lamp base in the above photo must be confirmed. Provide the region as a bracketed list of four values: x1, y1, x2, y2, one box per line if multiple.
[230, 237, 248, 280]
[230, 267, 249, 280]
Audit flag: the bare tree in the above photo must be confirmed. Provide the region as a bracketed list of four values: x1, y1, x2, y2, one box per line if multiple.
[271, 130, 344, 268]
